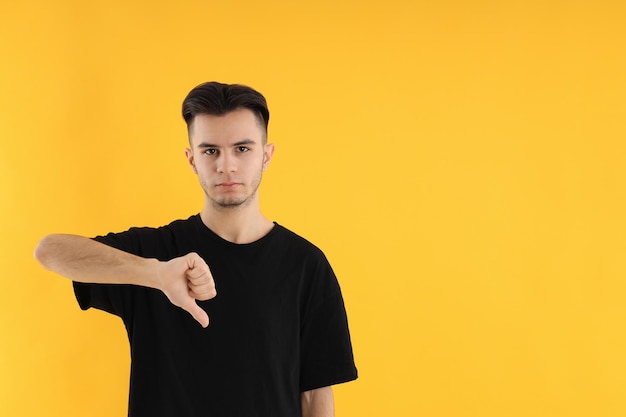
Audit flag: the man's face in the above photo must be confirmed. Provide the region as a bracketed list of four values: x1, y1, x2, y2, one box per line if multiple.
[185, 108, 274, 209]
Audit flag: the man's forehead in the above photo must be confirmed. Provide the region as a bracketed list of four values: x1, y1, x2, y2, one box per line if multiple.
[188, 109, 267, 145]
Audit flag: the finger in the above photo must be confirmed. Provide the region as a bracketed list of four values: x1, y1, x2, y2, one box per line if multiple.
[186, 253, 210, 277]
[187, 266, 212, 285]
[182, 301, 210, 328]
[188, 280, 217, 301]
[185, 255, 216, 300]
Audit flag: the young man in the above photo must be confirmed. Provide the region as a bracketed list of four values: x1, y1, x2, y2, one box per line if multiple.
[35, 82, 358, 417]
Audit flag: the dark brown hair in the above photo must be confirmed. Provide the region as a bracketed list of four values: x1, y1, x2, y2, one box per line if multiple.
[182, 81, 270, 139]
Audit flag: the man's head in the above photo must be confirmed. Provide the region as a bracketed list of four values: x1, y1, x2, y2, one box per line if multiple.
[182, 82, 275, 212]
[182, 82, 270, 144]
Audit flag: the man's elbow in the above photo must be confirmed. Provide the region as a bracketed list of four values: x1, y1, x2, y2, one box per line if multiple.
[34, 234, 61, 270]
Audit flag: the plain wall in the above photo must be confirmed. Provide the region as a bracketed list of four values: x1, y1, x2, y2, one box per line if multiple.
[1, 1, 625, 416]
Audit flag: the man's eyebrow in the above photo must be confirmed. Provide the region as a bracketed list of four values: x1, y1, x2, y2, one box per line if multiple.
[232, 139, 257, 146]
[196, 139, 257, 148]
[197, 142, 218, 148]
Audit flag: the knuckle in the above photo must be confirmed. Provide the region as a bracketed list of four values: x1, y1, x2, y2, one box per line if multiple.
[198, 286, 217, 300]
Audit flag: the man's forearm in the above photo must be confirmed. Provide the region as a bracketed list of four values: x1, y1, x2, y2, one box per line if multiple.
[301, 386, 334, 417]
[35, 233, 216, 327]
[34, 234, 160, 287]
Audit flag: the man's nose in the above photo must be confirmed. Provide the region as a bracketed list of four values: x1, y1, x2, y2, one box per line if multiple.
[217, 152, 236, 173]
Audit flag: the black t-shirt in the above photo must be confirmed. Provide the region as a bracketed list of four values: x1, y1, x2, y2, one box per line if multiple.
[74, 215, 357, 417]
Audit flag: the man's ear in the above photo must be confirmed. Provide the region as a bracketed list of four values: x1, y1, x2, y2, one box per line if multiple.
[185, 148, 197, 173]
[263, 143, 275, 171]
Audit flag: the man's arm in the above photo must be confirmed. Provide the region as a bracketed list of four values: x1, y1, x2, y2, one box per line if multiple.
[301, 386, 334, 417]
[34, 234, 216, 327]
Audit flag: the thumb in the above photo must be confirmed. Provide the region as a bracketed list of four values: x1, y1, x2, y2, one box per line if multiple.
[182, 300, 210, 328]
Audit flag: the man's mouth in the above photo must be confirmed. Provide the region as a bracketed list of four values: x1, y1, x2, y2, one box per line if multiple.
[217, 182, 240, 188]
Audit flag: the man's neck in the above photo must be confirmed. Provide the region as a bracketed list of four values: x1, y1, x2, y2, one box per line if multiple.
[199, 203, 274, 244]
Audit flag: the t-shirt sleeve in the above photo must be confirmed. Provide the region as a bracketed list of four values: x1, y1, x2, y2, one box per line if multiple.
[299, 255, 358, 391]
[73, 230, 144, 319]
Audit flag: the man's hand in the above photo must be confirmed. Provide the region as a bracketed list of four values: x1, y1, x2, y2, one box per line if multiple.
[157, 253, 217, 328]
[35, 235, 217, 327]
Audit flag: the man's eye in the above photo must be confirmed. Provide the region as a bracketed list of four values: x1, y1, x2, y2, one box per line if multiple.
[204, 149, 217, 155]
[237, 146, 249, 152]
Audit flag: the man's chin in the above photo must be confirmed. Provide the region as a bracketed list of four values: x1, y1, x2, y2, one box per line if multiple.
[213, 198, 247, 208]
[207, 188, 258, 209]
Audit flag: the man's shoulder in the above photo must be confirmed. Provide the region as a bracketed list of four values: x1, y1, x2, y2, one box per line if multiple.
[272, 223, 327, 258]
[94, 214, 201, 256]
[134, 214, 200, 231]
[161, 214, 201, 233]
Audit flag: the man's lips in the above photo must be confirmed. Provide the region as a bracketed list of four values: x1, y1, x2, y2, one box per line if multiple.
[216, 182, 241, 188]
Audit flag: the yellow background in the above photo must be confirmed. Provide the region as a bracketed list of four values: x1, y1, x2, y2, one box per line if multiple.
[2, 0, 625, 416]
